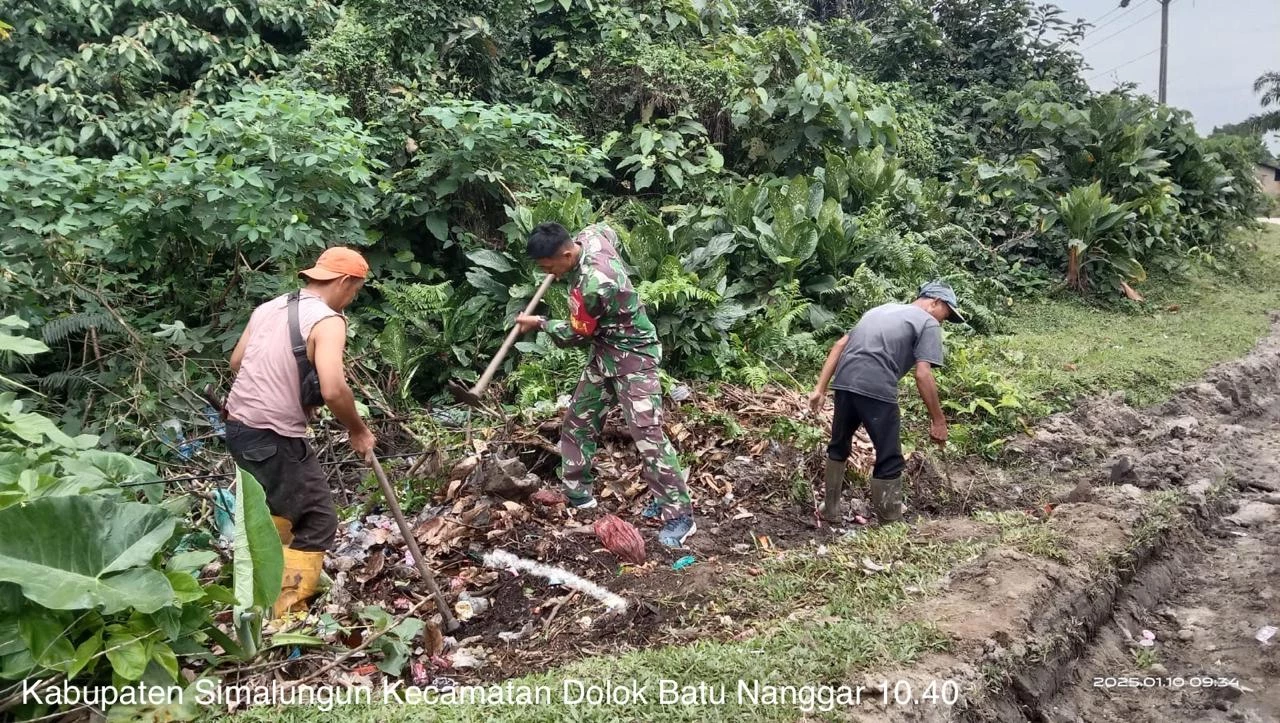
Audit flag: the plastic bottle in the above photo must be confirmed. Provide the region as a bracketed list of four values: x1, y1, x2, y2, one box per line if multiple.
[202, 405, 226, 438]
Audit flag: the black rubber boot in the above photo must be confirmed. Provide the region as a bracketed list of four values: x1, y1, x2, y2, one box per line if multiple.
[870, 476, 903, 523]
[821, 459, 844, 523]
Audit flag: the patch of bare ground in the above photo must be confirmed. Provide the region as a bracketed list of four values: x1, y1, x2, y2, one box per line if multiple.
[851, 316, 1280, 722]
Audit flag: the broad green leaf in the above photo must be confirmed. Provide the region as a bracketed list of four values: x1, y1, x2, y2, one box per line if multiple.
[866, 105, 894, 125]
[150, 606, 182, 641]
[3, 409, 77, 447]
[201, 584, 237, 605]
[104, 629, 148, 681]
[0, 497, 175, 613]
[165, 571, 205, 604]
[664, 164, 684, 189]
[634, 167, 656, 191]
[151, 641, 179, 681]
[0, 617, 24, 657]
[18, 612, 76, 670]
[166, 550, 217, 575]
[69, 628, 102, 678]
[424, 214, 449, 241]
[465, 249, 515, 273]
[359, 605, 393, 632]
[0, 650, 35, 680]
[59, 450, 158, 487]
[232, 468, 283, 613]
[375, 636, 410, 675]
[0, 335, 49, 356]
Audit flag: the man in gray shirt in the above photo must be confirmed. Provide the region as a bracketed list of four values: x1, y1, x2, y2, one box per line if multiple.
[808, 281, 964, 524]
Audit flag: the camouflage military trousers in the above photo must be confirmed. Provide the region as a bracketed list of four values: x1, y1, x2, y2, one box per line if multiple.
[560, 360, 691, 520]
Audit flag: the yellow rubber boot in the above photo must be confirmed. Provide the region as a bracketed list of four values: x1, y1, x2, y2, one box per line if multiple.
[273, 548, 324, 621]
[271, 516, 294, 546]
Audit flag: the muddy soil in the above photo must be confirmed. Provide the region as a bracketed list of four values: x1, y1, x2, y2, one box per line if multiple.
[1039, 403, 1280, 722]
[1041, 487, 1280, 723]
[856, 315, 1280, 723]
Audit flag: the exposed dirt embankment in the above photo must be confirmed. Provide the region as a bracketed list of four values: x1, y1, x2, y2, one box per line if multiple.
[852, 316, 1280, 722]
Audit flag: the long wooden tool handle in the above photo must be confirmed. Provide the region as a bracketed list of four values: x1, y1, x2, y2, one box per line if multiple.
[471, 273, 556, 395]
[370, 455, 459, 632]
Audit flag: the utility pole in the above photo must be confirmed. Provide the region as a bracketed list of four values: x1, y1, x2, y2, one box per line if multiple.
[1157, 0, 1170, 103]
[1119, 0, 1172, 104]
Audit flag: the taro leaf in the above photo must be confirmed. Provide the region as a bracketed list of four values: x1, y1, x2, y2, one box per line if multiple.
[0, 336, 48, 356]
[2, 408, 77, 448]
[165, 551, 217, 576]
[232, 469, 282, 613]
[18, 611, 75, 670]
[60, 450, 159, 488]
[0, 496, 175, 613]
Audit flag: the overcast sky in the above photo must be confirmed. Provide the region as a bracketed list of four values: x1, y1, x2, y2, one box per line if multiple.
[1051, 0, 1279, 150]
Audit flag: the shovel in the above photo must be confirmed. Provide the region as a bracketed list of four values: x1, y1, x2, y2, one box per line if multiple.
[369, 453, 460, 632]
[448, 273, 557, 407]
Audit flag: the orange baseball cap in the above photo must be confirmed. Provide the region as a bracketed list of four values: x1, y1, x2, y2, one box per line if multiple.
[299, 247, 369, 281]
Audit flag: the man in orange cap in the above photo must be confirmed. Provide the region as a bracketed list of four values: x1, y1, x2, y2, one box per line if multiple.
[224, 247, 376, 620]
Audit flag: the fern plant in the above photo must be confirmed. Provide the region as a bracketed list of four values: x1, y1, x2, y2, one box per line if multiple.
[636, 258, 719, 311]
[41, 311, 121, 346]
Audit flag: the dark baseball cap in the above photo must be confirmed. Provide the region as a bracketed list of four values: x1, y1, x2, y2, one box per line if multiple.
[918, 280, 966, 323]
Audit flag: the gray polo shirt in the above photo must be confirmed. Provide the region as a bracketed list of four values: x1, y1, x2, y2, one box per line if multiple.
[830, 303, 944, 403]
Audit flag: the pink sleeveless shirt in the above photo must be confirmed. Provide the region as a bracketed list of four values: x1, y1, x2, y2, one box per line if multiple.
[226, 290, 340, 438]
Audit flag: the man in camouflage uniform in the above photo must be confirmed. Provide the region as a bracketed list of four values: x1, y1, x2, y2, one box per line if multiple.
[515, 221, 695, 547]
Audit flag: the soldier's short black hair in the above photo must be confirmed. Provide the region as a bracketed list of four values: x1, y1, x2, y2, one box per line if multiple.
[527, 222, 572, 258]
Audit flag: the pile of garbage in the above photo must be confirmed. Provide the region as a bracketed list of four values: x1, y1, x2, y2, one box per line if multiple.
[234, 383, 877, 686]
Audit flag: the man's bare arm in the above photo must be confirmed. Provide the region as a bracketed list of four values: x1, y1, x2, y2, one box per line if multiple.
[913, 361, 948, 445]
[311, 316, 375, 455]
[808, 335, 849, 414]
[229, 328, 251, 374]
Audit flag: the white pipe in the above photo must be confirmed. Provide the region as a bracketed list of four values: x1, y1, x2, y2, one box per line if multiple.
[482, 549, 628, 612]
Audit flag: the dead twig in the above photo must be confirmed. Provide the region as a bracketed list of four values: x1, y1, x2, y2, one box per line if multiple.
[542, 592, 577, 635]
[0, 675, 62, 715]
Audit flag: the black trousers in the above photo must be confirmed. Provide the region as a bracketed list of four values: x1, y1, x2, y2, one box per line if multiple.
[225, 421, 337, 552]
[826, 390, 905, 480]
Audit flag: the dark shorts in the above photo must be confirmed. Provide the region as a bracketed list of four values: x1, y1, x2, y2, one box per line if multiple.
[826, 390, 905, 480]
[225, 421, 336, 552]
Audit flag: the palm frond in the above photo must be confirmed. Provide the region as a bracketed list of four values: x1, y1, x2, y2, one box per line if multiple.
[41, 311, 121, 345]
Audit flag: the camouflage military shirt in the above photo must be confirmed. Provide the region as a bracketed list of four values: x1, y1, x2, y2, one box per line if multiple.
[544, 223, 662, 376]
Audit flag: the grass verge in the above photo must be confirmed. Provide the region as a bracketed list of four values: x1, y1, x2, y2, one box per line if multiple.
[995, 225, 1280, 408]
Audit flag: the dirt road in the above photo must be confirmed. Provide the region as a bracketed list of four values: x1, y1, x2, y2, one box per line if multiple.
[1042, 416, 1280, 722]
[824, 317, 1280, 723]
